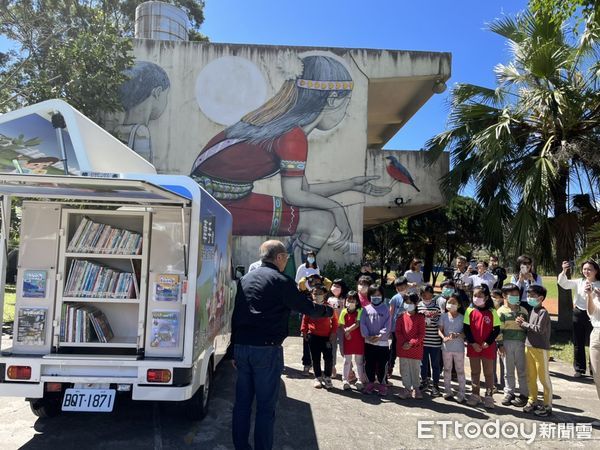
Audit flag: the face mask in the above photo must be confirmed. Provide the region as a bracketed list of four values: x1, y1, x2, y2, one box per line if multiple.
[446, 303, 458, 312]
[331, 286, 342, 297]
[347, 303, 357, 312]
[508, 295, 520, 305]
[527, 297, 540, 308]
[371, 296, 383, 305]
[359, 285, 368, 294]
[442, 288, 454, 298]
[307, 256, 315, 264]
[404, 304, 415, 312]
[473, 297, 485, 307]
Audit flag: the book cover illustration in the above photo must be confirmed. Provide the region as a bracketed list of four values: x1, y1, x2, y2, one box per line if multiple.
[16, 307, 47, 345]
[150, 311, 179, 348]
[154, 274, 181, 302]
[22, 270, 47, 298]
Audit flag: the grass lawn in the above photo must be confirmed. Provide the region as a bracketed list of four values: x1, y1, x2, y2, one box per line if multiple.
[2, 285, 16, 324]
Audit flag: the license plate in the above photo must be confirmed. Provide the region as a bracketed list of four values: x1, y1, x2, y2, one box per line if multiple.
[62, 388, 115, 412]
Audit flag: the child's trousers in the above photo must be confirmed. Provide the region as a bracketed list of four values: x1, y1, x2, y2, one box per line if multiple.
[503, 340, 528, 397]
[364, 343, 389, 383]
[307, 334, 333, 378]
[399, 357, 421, 390]
[442, 351, 465, 396]
[343, 354, 366, 383]
[525, 346, 552, 406]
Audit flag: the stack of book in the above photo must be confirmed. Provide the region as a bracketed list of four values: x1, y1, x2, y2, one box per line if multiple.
[60, 304, 114, 343]
[68, 217, 142, 255]
[64, 260, 138, 299]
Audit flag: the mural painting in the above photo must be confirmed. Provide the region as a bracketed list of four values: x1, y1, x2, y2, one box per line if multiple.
[190, 53, 392, 262]
[111, 61, 171, 163]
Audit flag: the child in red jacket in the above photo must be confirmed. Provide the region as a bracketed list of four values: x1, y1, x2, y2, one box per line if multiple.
[395, 293, 426, 399]
[301, 284, 338, 389]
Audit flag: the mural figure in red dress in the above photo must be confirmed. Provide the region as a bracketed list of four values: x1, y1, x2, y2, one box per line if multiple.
[191, 54, 390, 258]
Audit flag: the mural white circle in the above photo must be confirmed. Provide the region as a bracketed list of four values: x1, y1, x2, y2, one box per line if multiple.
[196, 56, 267, 126]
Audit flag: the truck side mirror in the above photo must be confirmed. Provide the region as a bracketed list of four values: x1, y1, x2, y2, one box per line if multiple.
[234, 265, 245, 280]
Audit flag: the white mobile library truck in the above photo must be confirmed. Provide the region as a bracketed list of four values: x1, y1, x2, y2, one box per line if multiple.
[0, 100, 235, 418]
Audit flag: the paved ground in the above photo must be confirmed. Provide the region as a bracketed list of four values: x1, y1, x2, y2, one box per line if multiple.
[1, 335, 600, 449]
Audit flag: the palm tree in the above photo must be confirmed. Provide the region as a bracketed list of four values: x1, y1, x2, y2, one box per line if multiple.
[426, 9, 600, 330]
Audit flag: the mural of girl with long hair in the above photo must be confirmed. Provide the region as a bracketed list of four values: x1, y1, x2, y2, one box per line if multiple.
[191, 54, 390, 256]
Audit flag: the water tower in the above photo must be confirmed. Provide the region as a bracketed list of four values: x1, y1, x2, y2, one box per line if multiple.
[134, 1, 189, 41]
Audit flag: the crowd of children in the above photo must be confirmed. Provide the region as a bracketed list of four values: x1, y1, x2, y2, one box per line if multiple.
[297, 266, 553, 416]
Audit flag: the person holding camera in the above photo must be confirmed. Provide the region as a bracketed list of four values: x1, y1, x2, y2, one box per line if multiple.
[510, 255, 543, 312]
[558, 259, 600, 378]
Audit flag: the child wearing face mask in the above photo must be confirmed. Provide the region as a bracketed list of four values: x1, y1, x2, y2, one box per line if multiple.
[301, 284, 338, 390]
[438, 294, 466, 403]
[497, 283, 529, 408]
[418, 285, 443, 397]
[360, 284, 392, 395]
[516, 285, 552, 417]
[338, 291, 366, 390]
[357, 275, 373, 307]
[328, 279, 348, 378]
[395, 293, 426, 399]
[435, 280, 456, 312]
[464, 285, 502, 409]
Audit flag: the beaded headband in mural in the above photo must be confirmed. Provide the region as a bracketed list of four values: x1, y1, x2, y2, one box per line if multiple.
[296, 79, 354, 91]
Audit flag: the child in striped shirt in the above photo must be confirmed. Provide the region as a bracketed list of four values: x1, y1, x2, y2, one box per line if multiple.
[417, 284, 443, 396]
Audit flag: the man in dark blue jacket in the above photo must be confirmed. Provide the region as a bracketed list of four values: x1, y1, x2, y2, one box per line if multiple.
[231, 240, 332, 450]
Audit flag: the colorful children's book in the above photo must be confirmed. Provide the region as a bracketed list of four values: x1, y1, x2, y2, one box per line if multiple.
[154, 274, 181, 302]
[22, 270, 47, 298]
[16, 307, 47, 345]
[150, 311, 179, 348]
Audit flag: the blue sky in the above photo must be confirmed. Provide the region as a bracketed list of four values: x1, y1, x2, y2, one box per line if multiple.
[201, 0, 529, 151]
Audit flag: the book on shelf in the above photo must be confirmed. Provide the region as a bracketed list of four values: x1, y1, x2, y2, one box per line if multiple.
[67, 216, 142, 255]
[60, 304, 115, 344]
[64, 260, 136, 299]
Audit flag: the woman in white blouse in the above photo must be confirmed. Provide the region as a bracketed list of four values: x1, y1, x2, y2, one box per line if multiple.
[295, 250, 320, 283]
[558, 259, 600, 378]
[585, 279, 600, 427]
[404, 258, 424, 291]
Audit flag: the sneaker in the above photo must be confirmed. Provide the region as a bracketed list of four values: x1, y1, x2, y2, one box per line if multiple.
[303, 365, 311, 376]
[534, 405, 552, 417]
[355, 381, 364, 390]
[501, 394, 515, 406]
[491, 386, 499, 394]
[483, 395, 495, 409]
[419, 379, 430, 391]
[363, 382, 375, 394]
[413, 388, 423, 399]
[443, 393, 454, 401]
[313, 377, 323, 389]
[591, 420, 600, 429]
[342, 381, 351, 391]
[574, 371, 583, 378]
[511, 395, 528, 407]
[378, 384, 389, 396]
[396, 388, 411, 400]
[323, 377, 333, 389]
[456, 393, 466, 404]
[431, 385, 441, 397]
[523, 402, 539, 413]
[466, 394, 482, 407]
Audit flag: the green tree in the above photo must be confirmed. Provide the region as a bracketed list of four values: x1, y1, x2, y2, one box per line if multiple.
[425, 9, 600, 329]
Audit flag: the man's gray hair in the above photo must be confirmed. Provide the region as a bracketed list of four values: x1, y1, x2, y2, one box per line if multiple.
[456, 255, 467, 263]
[260, 240, 287, 263]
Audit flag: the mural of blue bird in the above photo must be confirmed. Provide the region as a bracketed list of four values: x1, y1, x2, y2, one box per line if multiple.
[385, 155, 420, 192]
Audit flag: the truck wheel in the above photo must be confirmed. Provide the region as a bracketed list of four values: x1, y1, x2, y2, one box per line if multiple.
[28, 398, 61, 418]
[183, 362, 213, 420]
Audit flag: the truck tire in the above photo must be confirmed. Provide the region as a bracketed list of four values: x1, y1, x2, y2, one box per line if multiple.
[28, 398, 61, 418]
[182, 361, 213, 420]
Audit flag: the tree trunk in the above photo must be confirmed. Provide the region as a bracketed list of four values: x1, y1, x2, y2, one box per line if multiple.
[423, 242, 434, 285]
[554, 166, 574, 331]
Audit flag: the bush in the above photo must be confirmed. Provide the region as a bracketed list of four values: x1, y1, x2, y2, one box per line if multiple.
[321, 261, 362, 291]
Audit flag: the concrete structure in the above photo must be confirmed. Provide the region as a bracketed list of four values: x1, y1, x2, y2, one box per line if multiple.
[108, 39, 451, 268]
